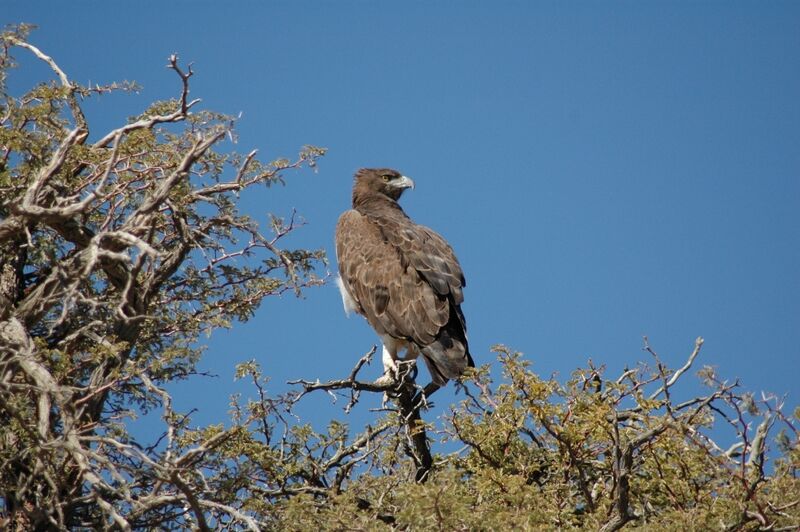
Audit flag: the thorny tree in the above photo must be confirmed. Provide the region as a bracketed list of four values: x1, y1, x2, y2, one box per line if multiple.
[0, 26, 328, 529]
[1, 27, 799, 531]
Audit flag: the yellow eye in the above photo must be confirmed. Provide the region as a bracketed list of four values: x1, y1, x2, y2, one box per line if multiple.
[382, 175, 392, 182]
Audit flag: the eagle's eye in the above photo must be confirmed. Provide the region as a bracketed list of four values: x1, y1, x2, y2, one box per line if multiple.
[381, 174, 392, 182]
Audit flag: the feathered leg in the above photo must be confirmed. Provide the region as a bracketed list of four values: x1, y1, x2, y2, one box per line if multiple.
[373, 344, 401, 408]
[374, 344, 400, 386]
[375, 341, 426, 407]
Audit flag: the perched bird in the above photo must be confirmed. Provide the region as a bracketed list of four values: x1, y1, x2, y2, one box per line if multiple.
[335, 168, 473, 399]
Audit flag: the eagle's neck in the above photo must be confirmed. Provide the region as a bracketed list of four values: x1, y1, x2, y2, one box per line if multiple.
[353, 192, 407, 220]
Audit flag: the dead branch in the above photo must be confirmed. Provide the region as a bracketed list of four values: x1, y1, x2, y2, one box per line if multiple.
[647, 336, 704, 402]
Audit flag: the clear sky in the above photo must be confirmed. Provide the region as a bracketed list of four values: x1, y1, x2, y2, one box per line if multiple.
[5, 3, 799, 444]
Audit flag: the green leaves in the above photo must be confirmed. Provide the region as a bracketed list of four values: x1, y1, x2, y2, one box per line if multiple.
[191, 342, 797, 530]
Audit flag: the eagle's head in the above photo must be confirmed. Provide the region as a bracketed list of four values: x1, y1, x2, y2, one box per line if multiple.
[354, 168, 415, 202]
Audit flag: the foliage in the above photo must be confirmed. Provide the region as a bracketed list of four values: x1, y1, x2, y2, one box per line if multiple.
[0, 25, 326, 529]
[222, 342, 798, 531]
[1, 26, 798, 531]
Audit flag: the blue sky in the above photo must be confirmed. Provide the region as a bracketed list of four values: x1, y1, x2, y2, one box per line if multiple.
[5, 3, 799, 445]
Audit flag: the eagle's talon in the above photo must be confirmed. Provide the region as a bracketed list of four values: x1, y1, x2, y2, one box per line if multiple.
[395, 359, 418, 382]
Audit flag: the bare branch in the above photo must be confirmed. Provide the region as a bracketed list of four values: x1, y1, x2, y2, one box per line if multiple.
[92, 55, 200, 149]
[9, 38, 88, 130]
[647, 336, 704, 401]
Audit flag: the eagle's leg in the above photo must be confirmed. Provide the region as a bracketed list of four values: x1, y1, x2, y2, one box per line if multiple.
[383, 344, 401, 377]
[372, 345, 401, 408]
[383, 343, 422, 382]
[375, 342, 424, 407]
[374, 344, 400, 386]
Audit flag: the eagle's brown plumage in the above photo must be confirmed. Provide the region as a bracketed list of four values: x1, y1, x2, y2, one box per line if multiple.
[335, 168, 473, 396]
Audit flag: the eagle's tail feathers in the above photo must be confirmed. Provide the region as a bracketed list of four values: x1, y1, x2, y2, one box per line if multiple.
[420, 302, 471, 386]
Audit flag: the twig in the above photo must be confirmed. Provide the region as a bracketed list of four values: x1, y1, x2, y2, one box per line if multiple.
[647, 336, 704, 401]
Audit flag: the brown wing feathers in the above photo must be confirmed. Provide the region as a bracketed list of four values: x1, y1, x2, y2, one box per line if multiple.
[391, 223, 465, 304]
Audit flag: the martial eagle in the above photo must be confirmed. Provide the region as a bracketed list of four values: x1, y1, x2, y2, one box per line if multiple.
[335, 168, 473, 399]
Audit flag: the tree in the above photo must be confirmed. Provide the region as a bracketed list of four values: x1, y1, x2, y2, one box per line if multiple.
[0, 25, 326, 529]
[1, 26, 798, 531]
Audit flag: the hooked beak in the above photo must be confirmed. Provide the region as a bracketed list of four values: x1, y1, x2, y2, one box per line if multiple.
[395, 175, 415, 190]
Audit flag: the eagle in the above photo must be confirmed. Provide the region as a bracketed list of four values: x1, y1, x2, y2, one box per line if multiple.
[335, 168, 473, 399]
